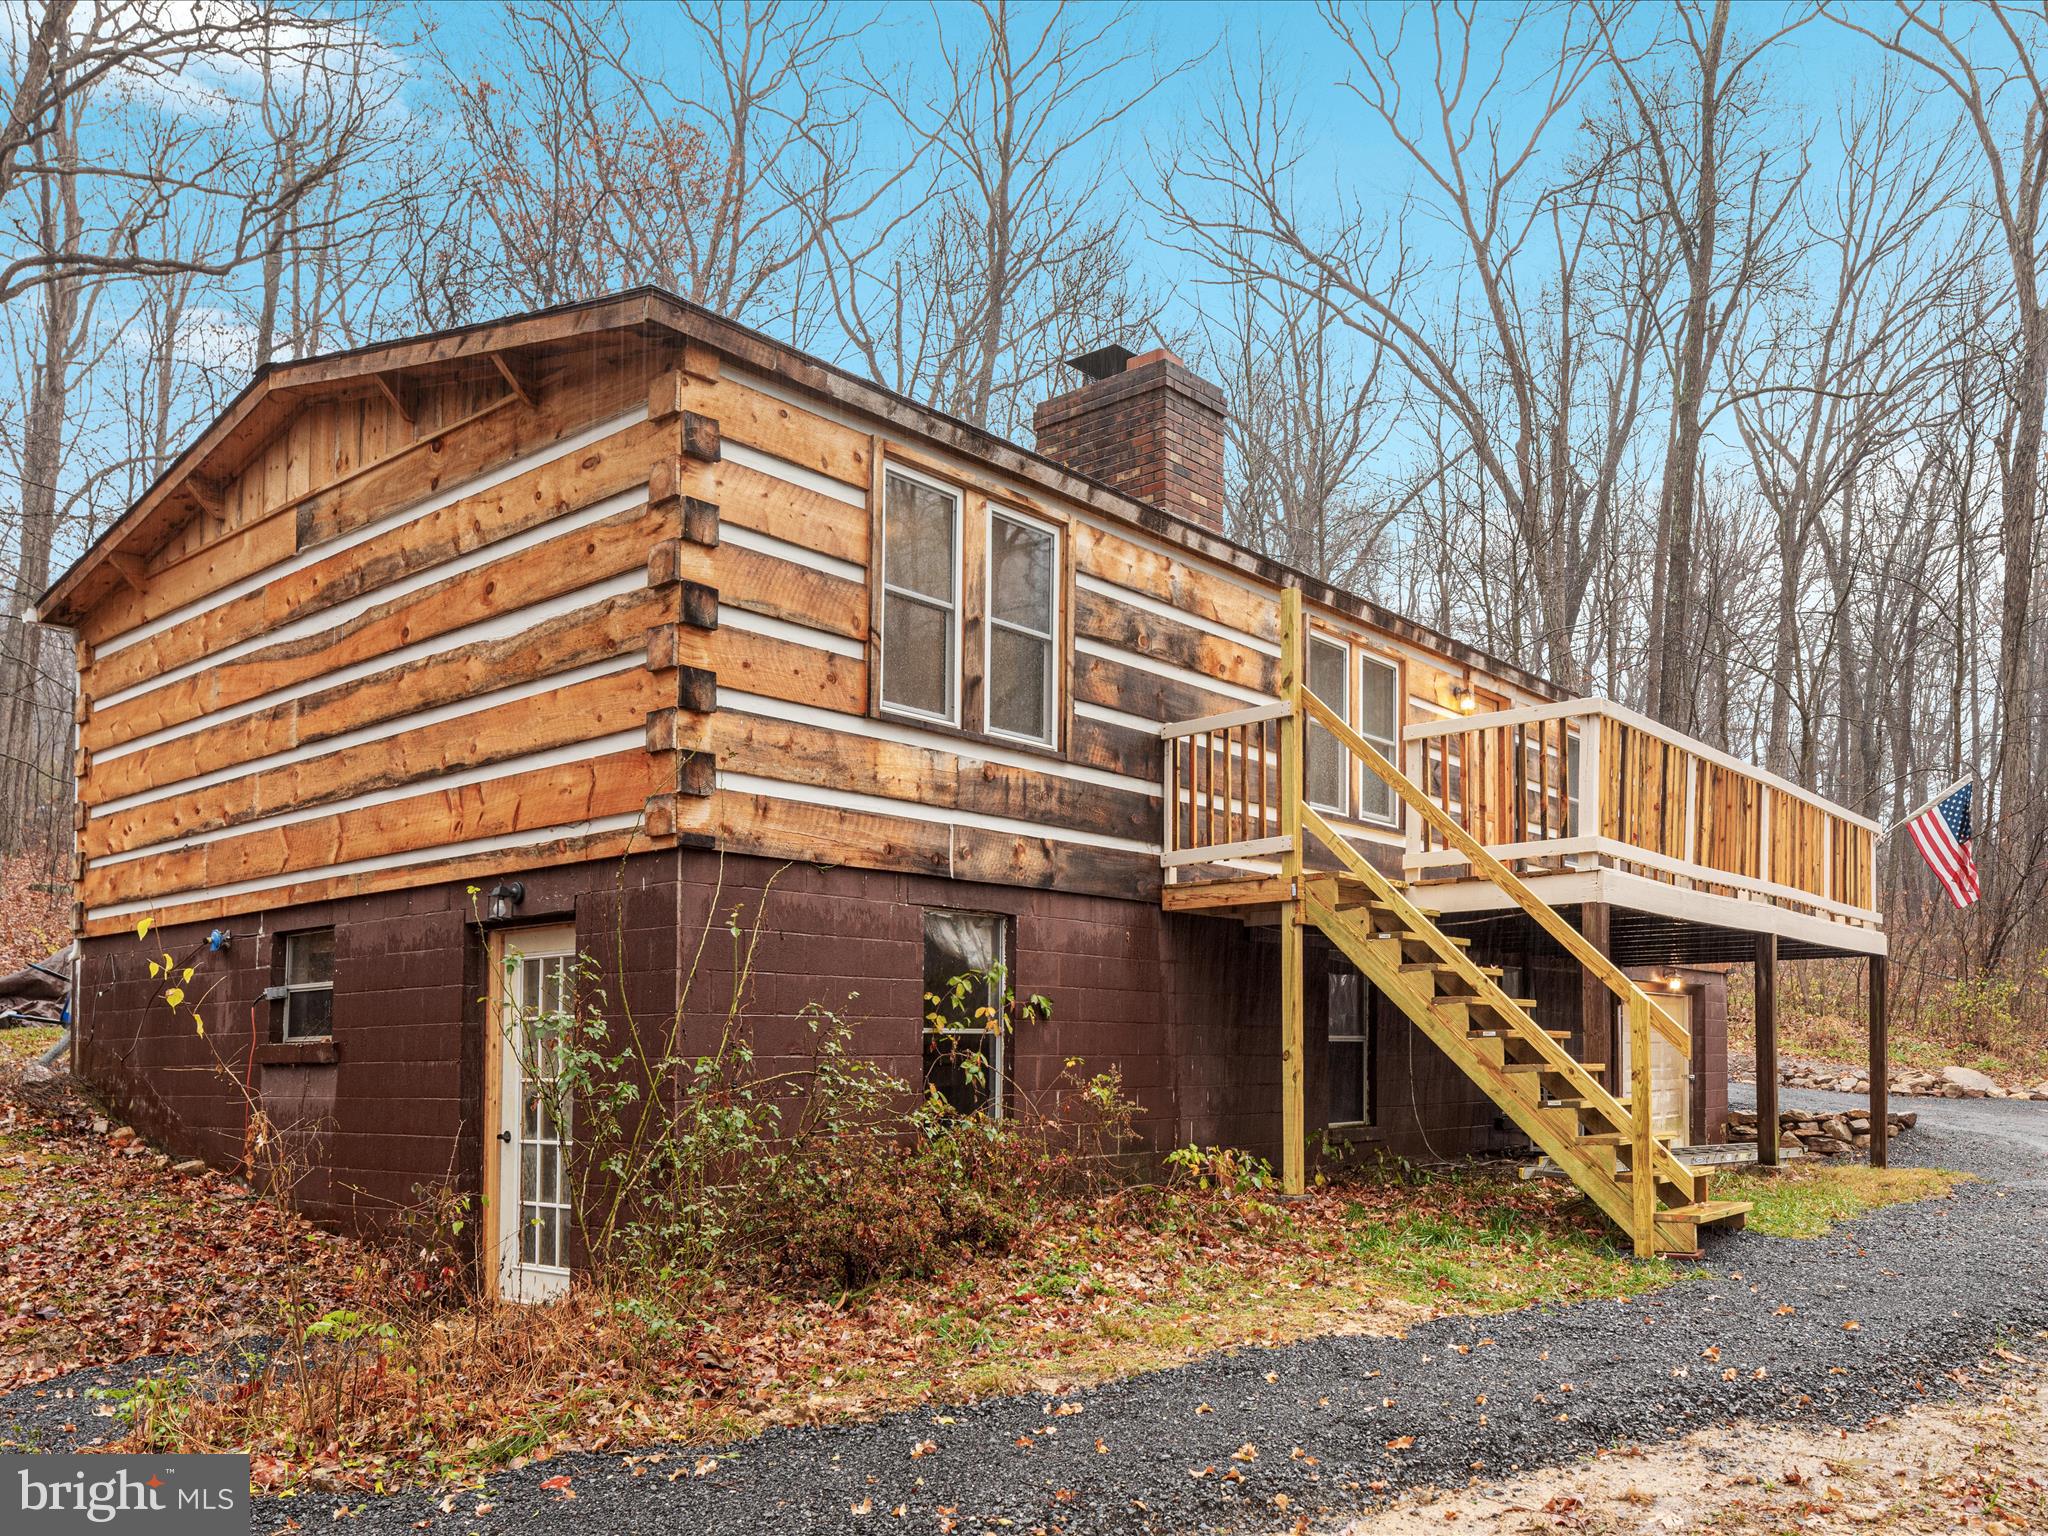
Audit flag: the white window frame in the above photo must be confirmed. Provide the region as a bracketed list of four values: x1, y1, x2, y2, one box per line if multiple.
[982, 505, 1061, 748]
[280, 928, 334, 1041]
[878, 465, 964, 728]
[1305, 632, 1351, 818]
[1357, 651, 1402, 829]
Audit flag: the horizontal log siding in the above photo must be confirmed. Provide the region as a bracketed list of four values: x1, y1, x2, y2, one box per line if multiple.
[76, 330, 1557, 932]
[76, 354, 705, 931]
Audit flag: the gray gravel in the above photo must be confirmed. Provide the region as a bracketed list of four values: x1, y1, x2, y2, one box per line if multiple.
[6, 1087, 2045, 1534]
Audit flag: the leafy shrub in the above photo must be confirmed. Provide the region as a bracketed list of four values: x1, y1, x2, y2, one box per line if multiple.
[1163, 1143, 1276, 1195]
[482, 898, 1145, 1297]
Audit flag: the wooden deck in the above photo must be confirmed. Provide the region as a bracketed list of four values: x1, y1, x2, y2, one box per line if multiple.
[1157, 591, 1751, 1259]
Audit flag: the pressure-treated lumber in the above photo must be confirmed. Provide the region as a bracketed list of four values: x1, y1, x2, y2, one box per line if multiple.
[1230, 588, 1740, 1256]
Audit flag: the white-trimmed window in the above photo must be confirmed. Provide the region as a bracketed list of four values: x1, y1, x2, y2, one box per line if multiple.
[921, 911, 1008, 1118]
[280, 929, 334, 1040]
[1358, 653, 1401, 827]
[1305, 633, 1350, 814]
[880, 469, 961, 723]
[985, 509, 1059, 745]
[1327, 968, 1372, 1127]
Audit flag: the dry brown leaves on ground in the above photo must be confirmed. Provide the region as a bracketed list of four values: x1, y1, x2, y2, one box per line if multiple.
[148, 1166, 1668, 1492]
[0, 854, 69, 974]
[1347, 1347, 2048, 1534]
[0, 1034, 359, 1391]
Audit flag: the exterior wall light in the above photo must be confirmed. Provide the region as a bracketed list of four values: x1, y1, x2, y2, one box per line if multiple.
[486, 881, 526, 923]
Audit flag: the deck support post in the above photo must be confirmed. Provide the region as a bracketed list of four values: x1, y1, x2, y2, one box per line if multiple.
[1755, 933, 1780, 1168]
[1279, 900, 1305, 1195]
[1277, 586, 1306, 1196]
[1628, 993, 1655, 1257]
[1868, 953, 1889, 1169]
[1579, 901, 1613, 1091]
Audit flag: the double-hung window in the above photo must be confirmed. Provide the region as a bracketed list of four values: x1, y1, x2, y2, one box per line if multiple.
[878, 464, 1064, 746]
[986, 510, 1058, 745]
[1358, 654, 1401, 827]
[1305, 633, 1351, 815]
[880, 470, 961, 724]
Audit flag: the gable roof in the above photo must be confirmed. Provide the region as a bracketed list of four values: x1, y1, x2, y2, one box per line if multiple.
[37, 285, 1564, 699]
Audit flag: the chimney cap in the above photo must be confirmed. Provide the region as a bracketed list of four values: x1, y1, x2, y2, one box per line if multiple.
[1065, 343, 1136, 384]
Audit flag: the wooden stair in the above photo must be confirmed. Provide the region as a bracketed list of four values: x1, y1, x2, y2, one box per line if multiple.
[1293, 863, 1741, 1257]
[1158, 588, 1749, 1259]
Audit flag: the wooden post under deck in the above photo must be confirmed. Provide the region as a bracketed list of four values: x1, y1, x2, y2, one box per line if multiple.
[1755, 933, 1780, 1168]
[1579, 901, 1614, 1092]
[1869, 953, 1889, 1169]
[1277, 587, 1306, 1196]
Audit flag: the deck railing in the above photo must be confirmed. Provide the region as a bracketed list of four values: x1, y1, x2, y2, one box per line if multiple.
[1159, 700, 1293, 870]
[1161, 591, 1683, 1247]
[1403, 700, 1882, 929]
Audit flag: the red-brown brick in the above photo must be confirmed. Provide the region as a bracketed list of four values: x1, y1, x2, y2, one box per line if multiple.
[1033, 348, 1228, 534]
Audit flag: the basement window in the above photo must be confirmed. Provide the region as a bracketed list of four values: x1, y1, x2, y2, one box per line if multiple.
[985, 509, 1059, 745]
[880, 469, 961, 725]
[280, 929, 335, 1041]
[1327, 967, 1374, 1127]
[922, 911, 1007, 1118]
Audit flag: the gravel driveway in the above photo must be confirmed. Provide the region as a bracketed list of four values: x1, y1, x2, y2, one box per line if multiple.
[7, 1087, 2044, 1535]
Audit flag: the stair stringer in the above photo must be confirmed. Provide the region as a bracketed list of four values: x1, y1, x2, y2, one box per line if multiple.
[1303, 891, 1642, 1239]
[1296, 812, 1707, 1202]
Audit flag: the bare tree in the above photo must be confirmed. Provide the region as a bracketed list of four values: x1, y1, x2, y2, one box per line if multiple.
[1597, 0, 1809, 731]
[823, 0, 1185, 437]
[1825, 0, 2048, 941]
[1728, 74, 1974, 778]
[1204, 261, 1394, 588]
[1158, 3, 1665, 687]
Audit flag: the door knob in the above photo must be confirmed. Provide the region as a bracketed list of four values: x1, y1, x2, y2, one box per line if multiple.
[497, 1130, 513, 1144]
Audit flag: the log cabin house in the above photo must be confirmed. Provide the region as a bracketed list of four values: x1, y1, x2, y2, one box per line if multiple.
[34, 288, 1889, 1291]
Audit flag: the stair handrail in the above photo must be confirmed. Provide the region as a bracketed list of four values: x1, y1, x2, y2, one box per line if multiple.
[1290, 710, 1683, 1247]
[1297, 690, 1685, 1056]
[1276, 584, 1684, 1247]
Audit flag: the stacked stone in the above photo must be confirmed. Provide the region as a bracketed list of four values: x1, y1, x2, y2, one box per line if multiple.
[1725, 1107, 1917, 1158]
[1771, 1057, 2048, 1101]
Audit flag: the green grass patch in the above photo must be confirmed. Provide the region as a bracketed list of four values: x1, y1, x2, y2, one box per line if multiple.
[0, 1025, 61, 1072]
[1718, 1162, 1966, 1238]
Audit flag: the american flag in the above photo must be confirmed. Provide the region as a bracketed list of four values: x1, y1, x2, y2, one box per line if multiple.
[1904, 780, 1980, 908]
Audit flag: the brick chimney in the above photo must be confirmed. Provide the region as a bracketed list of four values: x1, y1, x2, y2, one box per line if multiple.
[1033, 344, 1227, 534]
